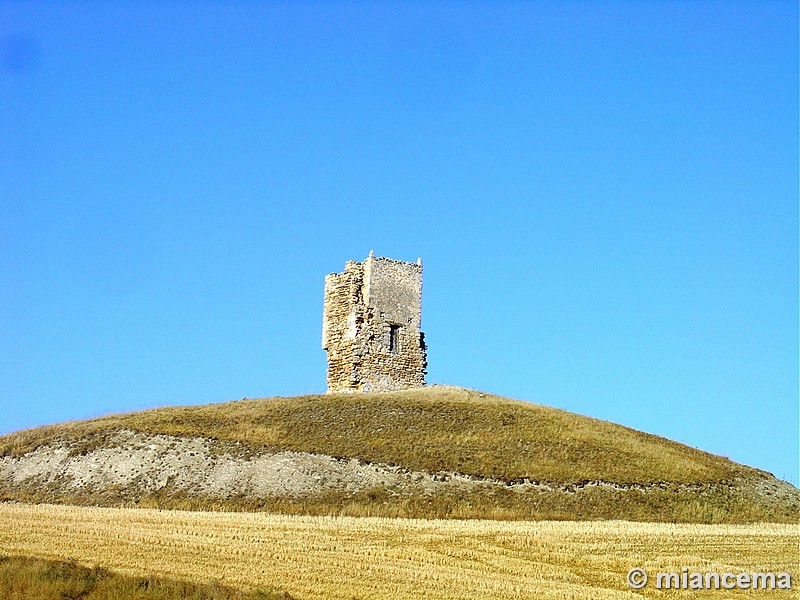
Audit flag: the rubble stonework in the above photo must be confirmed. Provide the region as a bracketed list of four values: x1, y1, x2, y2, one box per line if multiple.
[322, 252, 427, 392]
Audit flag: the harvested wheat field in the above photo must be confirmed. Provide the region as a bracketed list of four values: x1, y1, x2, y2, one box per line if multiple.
[1, 503, 796, 599]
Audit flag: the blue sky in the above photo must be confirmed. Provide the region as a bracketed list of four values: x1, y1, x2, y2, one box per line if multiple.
[1, 1, 797, 485]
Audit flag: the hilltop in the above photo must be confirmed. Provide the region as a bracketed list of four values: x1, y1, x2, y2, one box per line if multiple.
[0, 386, 796, 522]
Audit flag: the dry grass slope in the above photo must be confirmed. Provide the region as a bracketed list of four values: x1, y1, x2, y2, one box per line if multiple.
[0, 555, 292, 600]
[0, 387, 746, 482]
[1, 387, 796, 522]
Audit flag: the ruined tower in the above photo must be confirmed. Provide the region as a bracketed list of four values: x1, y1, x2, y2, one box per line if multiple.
[322, 252, 427, 393]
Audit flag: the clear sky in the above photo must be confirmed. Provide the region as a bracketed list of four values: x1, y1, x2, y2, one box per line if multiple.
[2, 1, 797, 485]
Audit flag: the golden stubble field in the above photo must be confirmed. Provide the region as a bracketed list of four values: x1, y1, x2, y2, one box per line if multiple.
[0, 503, 796, 599]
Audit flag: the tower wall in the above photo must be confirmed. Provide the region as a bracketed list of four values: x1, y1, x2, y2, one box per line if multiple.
[322, 254, 426, 393]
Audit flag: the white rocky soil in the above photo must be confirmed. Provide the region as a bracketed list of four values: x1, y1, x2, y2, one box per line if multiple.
[0, 429, 499, 500]
[2, 429, 797, 509]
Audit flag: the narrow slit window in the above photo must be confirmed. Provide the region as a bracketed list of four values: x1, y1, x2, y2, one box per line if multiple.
[388, 324, 400, 353]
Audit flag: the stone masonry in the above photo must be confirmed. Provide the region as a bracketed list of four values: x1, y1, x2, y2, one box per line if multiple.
[322, 252, 427, 393]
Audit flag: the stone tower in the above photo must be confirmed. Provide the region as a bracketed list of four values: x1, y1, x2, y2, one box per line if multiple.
[322, 251, 427, 393]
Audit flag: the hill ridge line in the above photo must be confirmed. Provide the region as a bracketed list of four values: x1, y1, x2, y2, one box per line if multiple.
[0, 387, 797, 522]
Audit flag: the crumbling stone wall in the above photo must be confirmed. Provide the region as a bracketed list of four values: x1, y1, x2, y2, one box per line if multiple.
[322, 252, 426, 393]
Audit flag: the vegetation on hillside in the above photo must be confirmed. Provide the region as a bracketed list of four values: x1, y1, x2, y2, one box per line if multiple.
[0, 386, 748, 483]
[1, 387, 796, 522]
[0, 554, 291, 600]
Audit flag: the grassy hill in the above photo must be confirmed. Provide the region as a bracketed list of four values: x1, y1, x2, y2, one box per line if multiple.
[1, 386, 797, 522]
